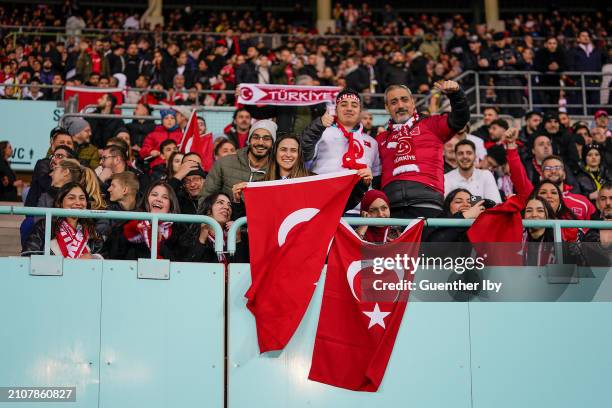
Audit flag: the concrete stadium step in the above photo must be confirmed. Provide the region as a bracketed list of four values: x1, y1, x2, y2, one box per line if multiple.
[0, 202, 24, 257]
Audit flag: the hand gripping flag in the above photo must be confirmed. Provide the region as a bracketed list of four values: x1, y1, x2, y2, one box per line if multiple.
[467, 195, 525, 266]
[309, 219, 424, 391]
[243, 171, 359, 353]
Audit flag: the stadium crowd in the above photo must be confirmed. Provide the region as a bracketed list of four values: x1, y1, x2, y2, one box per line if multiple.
[0, 3, 610, 113]
[0, 79, 607, 265]
[0, 3, 610, 265]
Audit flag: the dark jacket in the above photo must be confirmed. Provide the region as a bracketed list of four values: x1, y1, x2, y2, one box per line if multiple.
[382, 63, 413, 90]
[0, 158, 18, 201]
[345, 66, 370, 92]
[575, 165, 610, 201]
[201, 147, 268, 202]
[127, 119, 156, 148]
[103, 220, 190, 261]
[87, 110, 126, 148]
[22, 219, 104, 256]
[25, 158, 52, 207]
[534, 48, 566, 86]
[542, 127, 580, 173]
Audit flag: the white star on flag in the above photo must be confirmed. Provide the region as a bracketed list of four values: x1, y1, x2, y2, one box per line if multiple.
[362, 303, 391, 329]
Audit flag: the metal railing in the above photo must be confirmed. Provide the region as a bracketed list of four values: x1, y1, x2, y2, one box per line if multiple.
[225, 216, 612, 254]
[0, 206, 224, 258]
[3, 205, 610, 260]
[3, 24, 611, 50]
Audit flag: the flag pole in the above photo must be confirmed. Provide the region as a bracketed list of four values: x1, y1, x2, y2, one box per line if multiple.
[178, 109, 196, 151]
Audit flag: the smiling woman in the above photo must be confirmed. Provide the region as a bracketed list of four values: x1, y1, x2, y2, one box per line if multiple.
[22, 182, 104, 258]
[103, 180, 190, 260]
[263, 135, 311, 181]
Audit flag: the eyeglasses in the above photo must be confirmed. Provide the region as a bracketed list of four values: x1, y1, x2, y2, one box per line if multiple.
[100, 155, 117, 162]
[250, 135, 273, 142]
[53, 153, 67, 160]
[543, 165, 563, 171]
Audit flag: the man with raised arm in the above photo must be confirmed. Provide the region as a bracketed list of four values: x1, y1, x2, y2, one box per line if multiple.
[376, 81, 470, 218]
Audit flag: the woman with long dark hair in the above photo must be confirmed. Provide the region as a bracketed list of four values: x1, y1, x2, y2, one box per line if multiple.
[521, 195, 557, 265]
[183, 192, 249, 263]
[105, 180, 187, 260]
[22, 182, 103, 258]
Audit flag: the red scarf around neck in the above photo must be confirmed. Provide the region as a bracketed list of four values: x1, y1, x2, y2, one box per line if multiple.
[335, 119, 367, 170]
[56, 219, 90, 258]
[123, 220, 173, 259]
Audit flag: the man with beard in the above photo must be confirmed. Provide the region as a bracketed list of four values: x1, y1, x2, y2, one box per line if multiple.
[581, 183, 612, 266]
[224, 108, 252, 149]
[444, 139, 501, 203]
[472, 106, 499, 140]
[200, 120, 276, 217]
[540, 112, 580, 173]
[87, 93, 125, 148]
[519, 111, 543, 146]
[376, 81, 470, 218]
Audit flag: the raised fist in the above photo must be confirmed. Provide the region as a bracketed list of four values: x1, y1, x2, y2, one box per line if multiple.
[433, 80, 460, 94]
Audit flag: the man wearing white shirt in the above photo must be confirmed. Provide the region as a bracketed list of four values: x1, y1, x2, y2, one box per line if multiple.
[444, 139, 501, 203]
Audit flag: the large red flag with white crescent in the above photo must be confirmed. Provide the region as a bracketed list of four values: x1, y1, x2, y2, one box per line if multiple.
[243, 171, 359, 353]
[309, 219, 424, 391]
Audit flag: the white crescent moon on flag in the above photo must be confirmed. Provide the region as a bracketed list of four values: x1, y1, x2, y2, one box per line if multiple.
[277, 207, 320, 247]
[346, 260, 362, 301]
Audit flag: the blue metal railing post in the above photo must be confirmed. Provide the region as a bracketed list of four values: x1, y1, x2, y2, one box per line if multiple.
[151, 214, 159, 260]
[44, 209, 52, 256]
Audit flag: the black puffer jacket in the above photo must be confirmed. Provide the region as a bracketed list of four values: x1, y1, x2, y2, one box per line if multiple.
[22, 219, 105, 256]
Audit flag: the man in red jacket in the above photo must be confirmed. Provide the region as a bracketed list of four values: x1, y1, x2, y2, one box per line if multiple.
[376, 81, 470, 218]
[139, 109, 183, 172]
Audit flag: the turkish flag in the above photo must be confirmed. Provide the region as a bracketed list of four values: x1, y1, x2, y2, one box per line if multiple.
[308, 219, 424, 392]
[467, 195, 525, 265]
[180, 110, 214, 171]
[244, 171, 359, 353]
[63, 86, 124, 112]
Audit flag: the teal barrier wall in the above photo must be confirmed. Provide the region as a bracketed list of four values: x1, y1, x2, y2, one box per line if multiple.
[0, 100, 64, 171]
[0, 258, 224, 408]
[228, 264, 612, 408]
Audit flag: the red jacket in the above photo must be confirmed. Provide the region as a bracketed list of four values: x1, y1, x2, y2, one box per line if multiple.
[140, 125, 183, 169]
[376, 115, 455, 193]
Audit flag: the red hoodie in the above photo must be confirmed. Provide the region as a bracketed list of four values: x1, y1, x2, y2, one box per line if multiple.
[140, 125, 183, 169]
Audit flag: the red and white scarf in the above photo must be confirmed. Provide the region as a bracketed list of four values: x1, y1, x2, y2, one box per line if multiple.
[56, 219, 90, 259]
[386, 112, 421, 176]
[123, 220, 173, 256]
[336, 119, 367, 170]
[237, 84, 340, 106]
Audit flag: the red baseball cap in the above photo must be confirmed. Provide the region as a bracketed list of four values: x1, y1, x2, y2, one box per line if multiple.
[594, 110, 608, 119]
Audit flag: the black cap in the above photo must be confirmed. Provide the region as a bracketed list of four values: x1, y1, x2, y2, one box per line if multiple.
[184, 167, 207, 180]
[492, 32, 505, 41]
[544, 112, 559, 123]
[50, 126, 70, 140]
